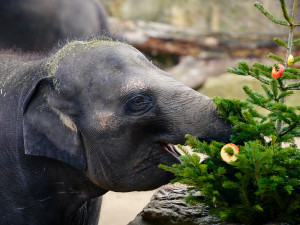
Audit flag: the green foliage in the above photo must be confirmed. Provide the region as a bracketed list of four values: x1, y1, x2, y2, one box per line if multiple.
[292, 56, 300, 64]
[273, 37, 288, 48]
[254, 1, 289, 26]
[279, 0, 293, 24]
[159, 1, 300, 224]
[268, 53, 285, 63]
[159, 139, 300, 224]
[292, 38, 300, 45]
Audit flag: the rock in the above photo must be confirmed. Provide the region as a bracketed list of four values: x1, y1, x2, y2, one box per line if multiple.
[167, 56, 241, 89]
[128, 185, 221, 225]
[167, 56, 276, 90]
[128, 185, 288, 225]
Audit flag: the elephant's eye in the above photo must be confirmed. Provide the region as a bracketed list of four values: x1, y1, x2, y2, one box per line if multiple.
[125, 94, 153, 115]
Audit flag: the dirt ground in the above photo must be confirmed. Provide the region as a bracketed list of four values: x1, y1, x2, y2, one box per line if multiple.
[98, 190, 157, 225]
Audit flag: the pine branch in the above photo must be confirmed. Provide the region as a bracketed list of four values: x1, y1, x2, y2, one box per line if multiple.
[277, 78, 286, 91]
[259, 70, 273, 80]
[243, 86, 270, 107]
[279, 0, 293, 26]
[279, 122, 299, 137]
[251, 62, 272, 81]
[273, 37, 288, 48]
[291, 0, 298, 22]
[254, 2, 289, 26]
[261, 84, 274, 99]
[292, 38, 300, 45]
[287, 81, 300, 89]
[270, 79, 279, 100]
[277, 90, 294, 100]
[241, 109, 257, 125]
[252, 62, 272, 72]
[288, 86, 300, 90]
[281, 71, 299, 79]
[226, 67, 247, 76]
[293, 56, 300, 64]
[285, 67, 300, 74]
[268, 53, 284, 63]
[250, 71, 271, 85]
[237, 60, 250, 73]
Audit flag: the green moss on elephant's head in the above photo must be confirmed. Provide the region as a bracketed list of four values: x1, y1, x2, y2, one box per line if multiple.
[43, 38, 127, 91]
[44, 38, 126, 78]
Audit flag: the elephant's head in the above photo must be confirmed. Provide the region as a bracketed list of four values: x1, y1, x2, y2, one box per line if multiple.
[23, 39, 232, 192]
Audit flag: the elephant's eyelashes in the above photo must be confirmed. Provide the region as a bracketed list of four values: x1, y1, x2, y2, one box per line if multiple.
[125, 94, 154, 115]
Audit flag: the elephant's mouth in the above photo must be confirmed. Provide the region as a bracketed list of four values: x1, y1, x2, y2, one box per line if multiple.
[160, 142, 181, 158]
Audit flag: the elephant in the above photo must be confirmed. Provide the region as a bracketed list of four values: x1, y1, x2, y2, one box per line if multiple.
[0, 0, 109, 53]
[0, 37, 232, 225]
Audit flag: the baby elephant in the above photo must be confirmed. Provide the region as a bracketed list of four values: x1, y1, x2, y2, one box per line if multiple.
[0, 38, 232, 225]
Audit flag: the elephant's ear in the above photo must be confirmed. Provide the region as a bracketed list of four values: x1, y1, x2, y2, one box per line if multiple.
[23, 78, 87, 170]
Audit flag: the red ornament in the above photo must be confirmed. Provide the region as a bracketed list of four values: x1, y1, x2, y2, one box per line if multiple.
[271, 64, 284, 79]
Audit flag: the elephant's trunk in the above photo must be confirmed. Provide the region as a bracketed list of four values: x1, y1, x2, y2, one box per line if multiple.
[164, 83, 233, 144]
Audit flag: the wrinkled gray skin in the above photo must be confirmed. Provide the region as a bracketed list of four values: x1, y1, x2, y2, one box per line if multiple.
[0, 39, 232, 225]
[0, 0, 109, 52]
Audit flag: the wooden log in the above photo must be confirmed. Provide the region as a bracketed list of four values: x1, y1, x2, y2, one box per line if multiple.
[108, 17, 300, 59]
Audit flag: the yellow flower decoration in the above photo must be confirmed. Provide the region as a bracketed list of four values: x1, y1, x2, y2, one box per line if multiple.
[288, 54, 294, 66]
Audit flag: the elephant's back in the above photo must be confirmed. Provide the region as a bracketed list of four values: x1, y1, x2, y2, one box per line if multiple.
[0, 54, 42, 171]
[0, 0, 109, 52]
[0, 53, 44, 141]
[0, 53, 43, 96]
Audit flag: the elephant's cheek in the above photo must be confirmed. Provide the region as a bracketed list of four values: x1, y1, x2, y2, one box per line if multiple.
[84, 156, 115, 190]
[83, 140, 126, 190]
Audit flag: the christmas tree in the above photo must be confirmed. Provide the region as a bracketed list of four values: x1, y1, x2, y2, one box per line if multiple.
[159, 1, 300, 224]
